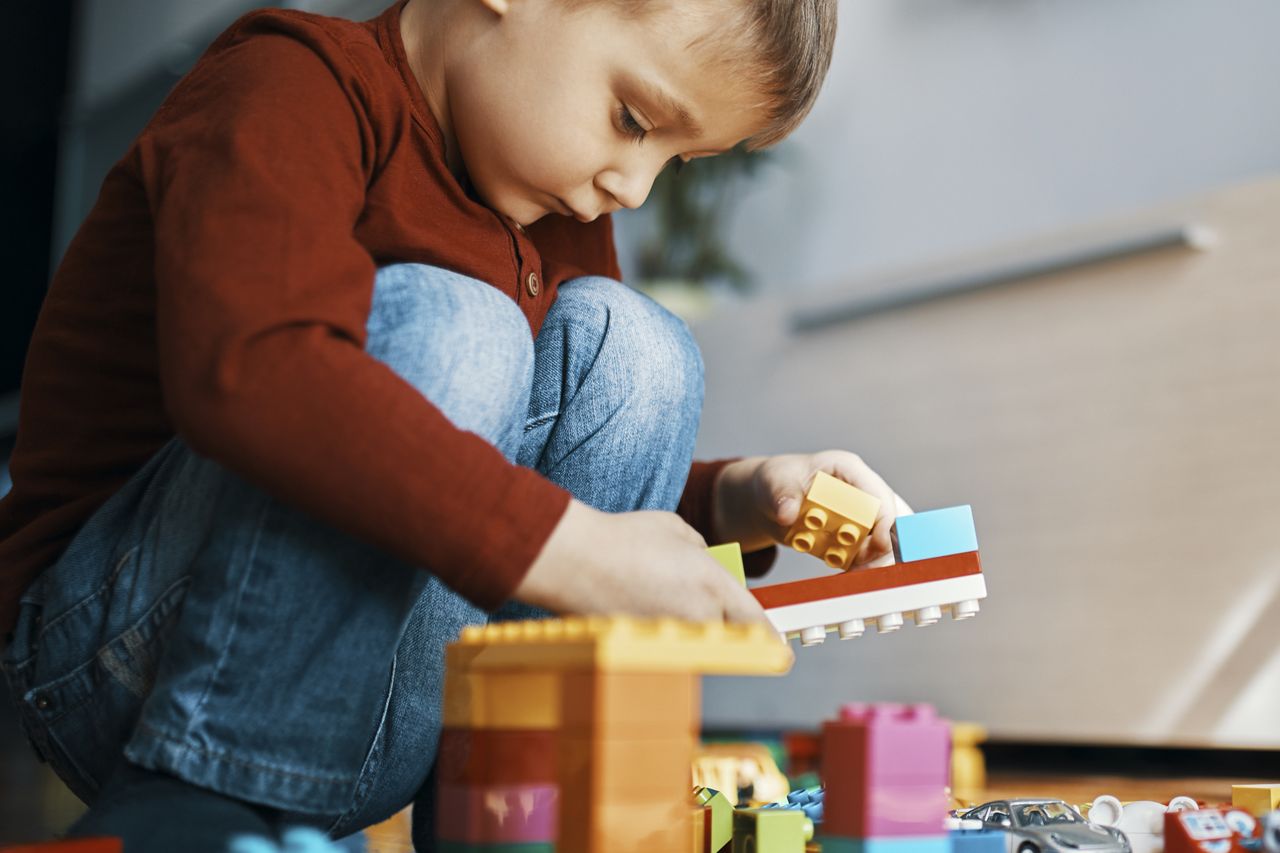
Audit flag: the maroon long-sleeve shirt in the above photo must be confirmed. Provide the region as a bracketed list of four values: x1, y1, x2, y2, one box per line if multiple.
[0, 1, 762, 636]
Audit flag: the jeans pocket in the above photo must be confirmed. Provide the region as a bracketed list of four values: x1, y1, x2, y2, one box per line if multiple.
[17, 573, 190, 803]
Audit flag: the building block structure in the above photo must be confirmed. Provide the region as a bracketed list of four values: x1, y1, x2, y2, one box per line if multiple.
[783, 472, 882, 571]
[820, 703, 951, 853]
[436, 617, 792, 853]
[892, 506, 978, 564]
[1233, 785, 1280, 818]
[752, 551, 986, 646]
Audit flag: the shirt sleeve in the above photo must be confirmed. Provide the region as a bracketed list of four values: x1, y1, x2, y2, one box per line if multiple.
[137, 21, 568, 610]
[678, 459, 778, 579]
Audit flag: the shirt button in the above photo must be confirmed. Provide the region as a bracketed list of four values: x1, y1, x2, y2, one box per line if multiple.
[34, 694, 52, 711]
[525, 272, 540, 297]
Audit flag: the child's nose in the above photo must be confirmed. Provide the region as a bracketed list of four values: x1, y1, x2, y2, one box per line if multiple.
[595, 165, 660, 211]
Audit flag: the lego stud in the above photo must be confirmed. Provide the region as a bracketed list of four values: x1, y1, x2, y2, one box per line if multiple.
[823, 548, 848, 569]
[799, 626, 827, 646]
[835, 523, 862, 546]
[913, 605, 942, 626]
[952, 599, 980, 620]
[836, 618, 865, 639]
[876, 612, 903, 633]
[803, 506, 828, 530]
[791, 531, 816, 553]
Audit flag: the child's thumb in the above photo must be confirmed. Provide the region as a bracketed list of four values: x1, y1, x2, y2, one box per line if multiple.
[773, 490, 802, 525]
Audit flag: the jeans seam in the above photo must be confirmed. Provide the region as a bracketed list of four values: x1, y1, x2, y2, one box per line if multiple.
[178, 495, 271, 741]
[39, 545, 141, 637]
[134, 719, 359, 785]
[524, 411, 559, 431]
[328, 650, 400, 833]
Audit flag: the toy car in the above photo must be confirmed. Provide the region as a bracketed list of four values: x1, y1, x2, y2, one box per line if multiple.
[960, 799, 1131, 853]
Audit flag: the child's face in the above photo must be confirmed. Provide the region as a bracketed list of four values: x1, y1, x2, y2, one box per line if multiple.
[441, 0, 766, 227]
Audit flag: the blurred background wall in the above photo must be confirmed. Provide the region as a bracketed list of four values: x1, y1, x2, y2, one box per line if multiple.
[4, 0, 1279, 784]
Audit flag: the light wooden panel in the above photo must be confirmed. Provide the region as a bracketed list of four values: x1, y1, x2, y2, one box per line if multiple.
[695, 178, 1280, 747]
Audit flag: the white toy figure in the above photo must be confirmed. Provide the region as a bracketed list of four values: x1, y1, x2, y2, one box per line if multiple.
[1088, 795, 1199, 853]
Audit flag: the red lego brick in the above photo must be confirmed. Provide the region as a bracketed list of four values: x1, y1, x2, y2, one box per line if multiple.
[752, 552, 981, 610]
[437, 727, 558, 786]
[0, 842, 122, 853]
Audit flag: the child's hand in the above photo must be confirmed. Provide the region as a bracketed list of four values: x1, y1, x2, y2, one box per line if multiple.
[713, 451, 913, 568]
[515, 500, 774, 626]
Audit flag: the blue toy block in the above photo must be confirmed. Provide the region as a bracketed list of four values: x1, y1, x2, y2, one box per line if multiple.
[950, 827, 1009, 853]
[892, 506, 978, 563]
[763, 786, 825, 823]
[821, 835, 950, 853]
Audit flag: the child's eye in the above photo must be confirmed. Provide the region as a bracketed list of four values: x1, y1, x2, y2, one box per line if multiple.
[616, 104, 647, 142]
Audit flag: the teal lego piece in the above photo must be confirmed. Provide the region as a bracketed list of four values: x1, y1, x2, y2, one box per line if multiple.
[821, 835, 951, 853]
[892, 506, 978, 563]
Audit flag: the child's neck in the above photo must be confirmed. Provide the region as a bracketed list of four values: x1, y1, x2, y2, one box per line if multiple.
[399, 0, 467, 181]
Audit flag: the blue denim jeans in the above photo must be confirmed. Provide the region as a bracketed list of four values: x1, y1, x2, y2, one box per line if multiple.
[0, 264, 705, 843]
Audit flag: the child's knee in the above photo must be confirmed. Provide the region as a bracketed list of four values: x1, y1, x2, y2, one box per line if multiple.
[367, 263, 535, 439]
[554, 276, 705, 412]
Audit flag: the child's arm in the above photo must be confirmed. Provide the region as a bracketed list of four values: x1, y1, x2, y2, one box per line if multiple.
[711, 451, 913, 568]
[139, 21, 569, 613]
[516, 500, 771, 625]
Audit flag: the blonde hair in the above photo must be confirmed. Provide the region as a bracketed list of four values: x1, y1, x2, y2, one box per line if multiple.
[563, 0, 838, 151]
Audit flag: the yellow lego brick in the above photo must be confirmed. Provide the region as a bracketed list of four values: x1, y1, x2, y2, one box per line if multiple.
[784, 472, 881, 571]
[451, 617, 792, 675]
[950, 721, 988, 801]
[1232, 783, 1280, 816]
[561, 671, 699, 736]
[441, 664, 562, 729]
[708, 543, 746, 586]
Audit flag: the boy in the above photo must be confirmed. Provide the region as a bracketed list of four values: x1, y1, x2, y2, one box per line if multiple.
[0, 0, 909, 848]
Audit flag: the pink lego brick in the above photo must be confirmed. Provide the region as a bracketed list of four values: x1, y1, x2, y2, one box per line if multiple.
[435, 783, 559, 844]
[823, 703, 951, 838]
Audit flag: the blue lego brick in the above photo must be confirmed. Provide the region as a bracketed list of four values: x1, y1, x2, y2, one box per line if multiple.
[821, 835, 950, 853]
[950, 828, 1009, 853]
[763, 786, 824, 823]
[892, 506, 978, 563]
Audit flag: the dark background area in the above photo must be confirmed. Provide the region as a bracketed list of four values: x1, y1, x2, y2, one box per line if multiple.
[2, 2, 73, 404]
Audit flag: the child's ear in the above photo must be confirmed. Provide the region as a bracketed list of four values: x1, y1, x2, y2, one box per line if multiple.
[476, 0, 512, 15]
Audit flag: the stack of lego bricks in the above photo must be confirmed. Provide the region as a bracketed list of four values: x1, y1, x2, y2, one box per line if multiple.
[755, 504, 986, 646]
[435, 618, 792, 853]
[436, 668, 560, 852]
[820, 703, 951, 853]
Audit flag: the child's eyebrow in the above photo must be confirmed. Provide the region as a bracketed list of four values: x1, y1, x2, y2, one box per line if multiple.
[626, 73, 705, 140]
